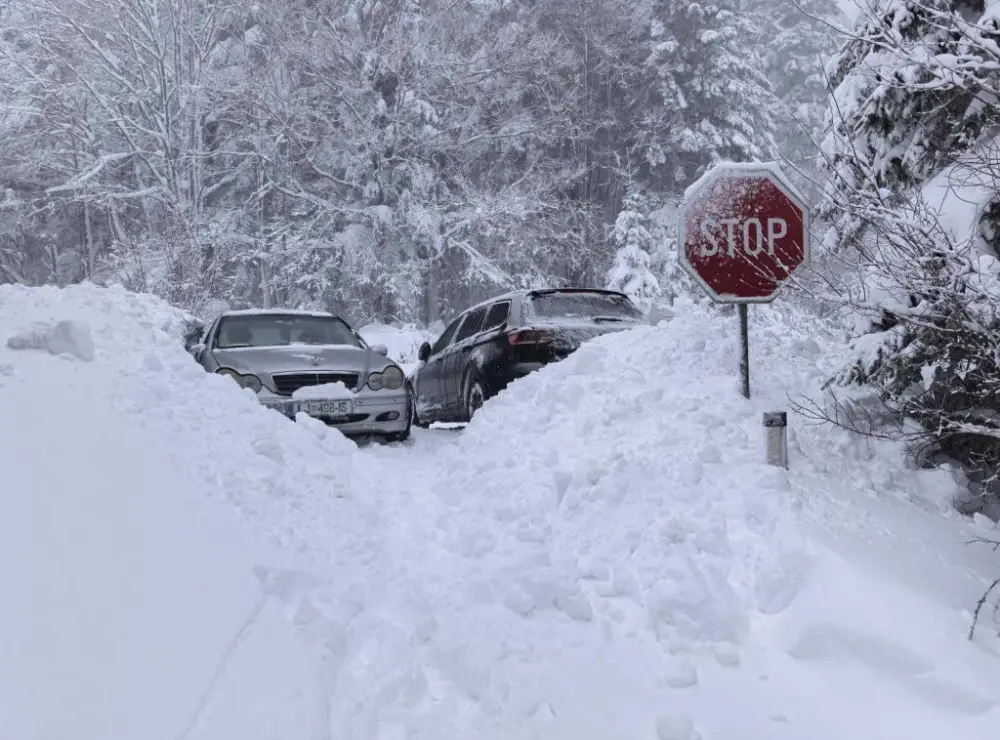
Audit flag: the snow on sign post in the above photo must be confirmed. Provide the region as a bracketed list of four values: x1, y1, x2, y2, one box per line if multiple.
[678, 162, 810, 399]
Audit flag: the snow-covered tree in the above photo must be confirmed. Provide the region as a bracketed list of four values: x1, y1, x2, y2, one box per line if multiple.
[0, 0, 833, 326]
[756, 0, 844, 179]
[606, 190, 659, 313]
[642, 0, 777, 191]
[820, 0, 1000, 481]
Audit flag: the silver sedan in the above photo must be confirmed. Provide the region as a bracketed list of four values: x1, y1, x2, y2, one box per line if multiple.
[190, 309, 412, 441]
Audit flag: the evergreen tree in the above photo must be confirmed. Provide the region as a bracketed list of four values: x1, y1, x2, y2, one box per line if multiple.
[642, 0, 777, 192]
[607, 190, 660, 313]
[820, 0, 1000, 248]
[757, 0, 843, 173]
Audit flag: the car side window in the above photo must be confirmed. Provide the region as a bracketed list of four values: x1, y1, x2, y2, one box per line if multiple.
[431, 316, 463, 355]
[454, 306, 488, 343]
[482, 301, 510, 332]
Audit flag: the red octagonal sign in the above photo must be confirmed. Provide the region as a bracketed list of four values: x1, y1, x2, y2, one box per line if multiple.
[679, 162, 810, 303]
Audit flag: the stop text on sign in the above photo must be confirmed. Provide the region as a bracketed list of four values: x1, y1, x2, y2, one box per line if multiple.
[698, 216, 788, 258]
[678, 162, 810, 303]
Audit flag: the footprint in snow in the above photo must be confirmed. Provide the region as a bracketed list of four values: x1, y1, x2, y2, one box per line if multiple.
[655, 711, 700, 740]
[660, 655, 698, 689]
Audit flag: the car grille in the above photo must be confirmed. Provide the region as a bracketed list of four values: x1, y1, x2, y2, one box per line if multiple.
[271, 372, 360, 396]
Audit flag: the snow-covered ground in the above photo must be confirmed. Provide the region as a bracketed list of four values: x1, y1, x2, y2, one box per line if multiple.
[3, 283, 1000, 740]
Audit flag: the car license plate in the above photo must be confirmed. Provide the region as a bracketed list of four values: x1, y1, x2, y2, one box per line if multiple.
[299, 399, 352, 417]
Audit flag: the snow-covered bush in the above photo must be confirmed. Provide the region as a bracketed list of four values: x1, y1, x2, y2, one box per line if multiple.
[606, 191, 660, 313]
[820, 0, 1000, 490]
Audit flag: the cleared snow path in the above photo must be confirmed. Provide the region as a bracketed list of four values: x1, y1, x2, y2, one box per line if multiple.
[3, 284, 1000, 740]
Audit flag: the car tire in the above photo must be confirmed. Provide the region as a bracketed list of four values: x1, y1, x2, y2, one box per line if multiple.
[410, 382, 431, 429]
[385, 385, 415, 443]
[463, 375, 486, 423]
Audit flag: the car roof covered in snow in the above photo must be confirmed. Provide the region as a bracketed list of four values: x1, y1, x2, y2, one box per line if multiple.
[220, 308, 338, 319]
[461, 287, 631, 315]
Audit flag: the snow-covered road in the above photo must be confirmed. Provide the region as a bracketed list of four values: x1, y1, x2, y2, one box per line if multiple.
[3, 283, 1000, 740]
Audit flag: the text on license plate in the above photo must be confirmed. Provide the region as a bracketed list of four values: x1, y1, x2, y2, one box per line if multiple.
[298, 399, 352, 417]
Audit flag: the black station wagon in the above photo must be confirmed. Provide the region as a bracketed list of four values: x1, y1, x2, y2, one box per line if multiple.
[411, 288, 643, 425]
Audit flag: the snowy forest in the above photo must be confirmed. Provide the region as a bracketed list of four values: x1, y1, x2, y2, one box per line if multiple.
[0, 0, 842, 325]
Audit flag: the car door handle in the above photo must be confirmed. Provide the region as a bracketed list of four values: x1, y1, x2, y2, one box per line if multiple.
[461, 346, 472, 353]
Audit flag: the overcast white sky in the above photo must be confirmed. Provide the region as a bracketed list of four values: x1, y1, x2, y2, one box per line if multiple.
[837, 0, 861, 22]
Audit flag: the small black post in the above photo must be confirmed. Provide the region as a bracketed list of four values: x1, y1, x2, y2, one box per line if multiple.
[738, 303, 750, 399]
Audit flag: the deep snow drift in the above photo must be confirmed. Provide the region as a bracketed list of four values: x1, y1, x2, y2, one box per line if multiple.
[0, 287, 352, 739]
[4, 282, 1000, 740]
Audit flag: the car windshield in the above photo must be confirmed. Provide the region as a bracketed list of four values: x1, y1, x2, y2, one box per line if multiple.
[215, 314, 363, 349]
[526, 291, 642, 321]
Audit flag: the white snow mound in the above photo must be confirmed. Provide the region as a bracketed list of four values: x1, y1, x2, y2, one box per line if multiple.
[6, 283, 1000, 740]
[457, 307, 808, 637]
[0, 284, 358, 739]
[0, 284, 429, 739]
[413, 297, 1000, 739]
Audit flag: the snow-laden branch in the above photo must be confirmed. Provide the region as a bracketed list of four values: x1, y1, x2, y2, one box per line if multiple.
[45, 152, 134, 194]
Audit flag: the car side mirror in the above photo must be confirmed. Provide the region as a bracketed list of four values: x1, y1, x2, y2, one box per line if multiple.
[188, 343, 206, 362]
[418, 342, 431, 363]
[371, 343, 389, 356]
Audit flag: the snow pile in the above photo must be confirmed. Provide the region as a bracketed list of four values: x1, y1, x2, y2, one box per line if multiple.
[422, 296, 1000, 739]
[0, 283, 484, 738]
[292, 381, 354, 400]
[458, 308, 806, 638]
[6, 282, 1000, 740]
[0, 284, 346, 739]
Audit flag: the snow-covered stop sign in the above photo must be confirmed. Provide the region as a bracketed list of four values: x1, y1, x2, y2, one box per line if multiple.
[679, 162, 810, 303]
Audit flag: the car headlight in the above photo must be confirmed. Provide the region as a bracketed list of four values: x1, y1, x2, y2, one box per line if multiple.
[241, 373, 263, 392]
[215, 367, 262, 393]
[381, 364, 404, 390]
[366, 365, 404, 391]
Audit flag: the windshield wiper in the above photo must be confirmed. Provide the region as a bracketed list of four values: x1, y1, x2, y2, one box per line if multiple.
[592, 315, 626, 323]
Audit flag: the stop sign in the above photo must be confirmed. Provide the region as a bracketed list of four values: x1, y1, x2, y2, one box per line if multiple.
[679, 162, 810, 303]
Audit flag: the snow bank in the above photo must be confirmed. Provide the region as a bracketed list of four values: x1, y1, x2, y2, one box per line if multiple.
[458, 303, 806, 640]
[425, 296, 1000, 739]
[0, 284, 348, 739]
[6, 282, 1000, 740]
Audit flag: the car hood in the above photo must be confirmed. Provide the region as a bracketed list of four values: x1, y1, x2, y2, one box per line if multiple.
[212, 345, 392, 376]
